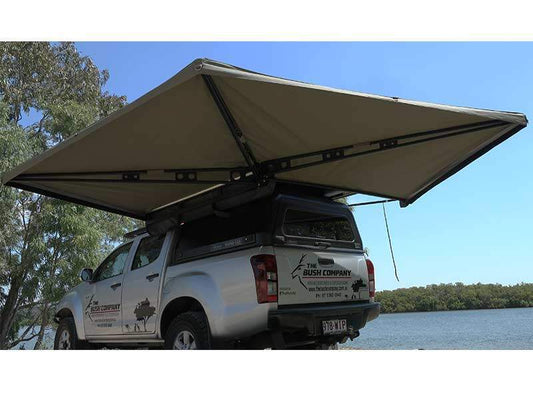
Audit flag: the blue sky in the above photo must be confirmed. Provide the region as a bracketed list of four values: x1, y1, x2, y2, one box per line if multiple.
[75, 42, 532, 291]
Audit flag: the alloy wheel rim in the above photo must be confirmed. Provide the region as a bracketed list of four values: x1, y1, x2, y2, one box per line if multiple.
[59, 329, 71, 349]
[173, 330, 197, 350]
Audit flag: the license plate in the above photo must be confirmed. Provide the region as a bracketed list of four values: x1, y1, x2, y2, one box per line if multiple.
[322, 319, 347, 335]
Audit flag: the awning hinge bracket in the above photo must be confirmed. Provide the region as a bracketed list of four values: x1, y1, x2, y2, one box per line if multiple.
[379, 139, 399, 150]
[322, 149, 345, 161]
[122, 173, 140, 181]
[175, 171, 198, 182]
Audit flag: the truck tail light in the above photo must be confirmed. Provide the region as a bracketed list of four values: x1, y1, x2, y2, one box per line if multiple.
[250, 254, 278, 303]
[366, 258, 375, 298]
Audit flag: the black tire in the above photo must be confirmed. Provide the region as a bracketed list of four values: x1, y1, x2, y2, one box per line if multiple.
[54, 317, 88, 350]
[164, 311, 210, 350]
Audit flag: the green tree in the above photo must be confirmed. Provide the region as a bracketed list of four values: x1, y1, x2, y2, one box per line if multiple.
[375, 282, 533, 314]
[0, 42, 137, 349]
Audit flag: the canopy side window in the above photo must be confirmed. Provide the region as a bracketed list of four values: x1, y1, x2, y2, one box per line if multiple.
[172, 198, 273, 262]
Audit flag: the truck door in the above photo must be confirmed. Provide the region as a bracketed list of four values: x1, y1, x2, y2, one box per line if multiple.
[83, 242, 133, 336]
[121, 234, 167, 334]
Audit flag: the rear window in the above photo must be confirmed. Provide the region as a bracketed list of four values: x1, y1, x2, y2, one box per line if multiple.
[282, 209, 355, 242]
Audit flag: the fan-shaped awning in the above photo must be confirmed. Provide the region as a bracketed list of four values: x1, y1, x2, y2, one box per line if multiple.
[2, 58, 527, 219]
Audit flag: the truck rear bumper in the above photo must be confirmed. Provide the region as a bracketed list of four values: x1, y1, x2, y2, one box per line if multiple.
[268, 301, 380, 338]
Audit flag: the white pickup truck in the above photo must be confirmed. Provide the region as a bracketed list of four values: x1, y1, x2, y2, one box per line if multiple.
[53, 184, 379, 349]
[3, 58, 524, 350]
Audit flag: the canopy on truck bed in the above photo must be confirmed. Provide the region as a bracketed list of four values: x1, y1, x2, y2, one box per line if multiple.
[2, 58, 527, 220]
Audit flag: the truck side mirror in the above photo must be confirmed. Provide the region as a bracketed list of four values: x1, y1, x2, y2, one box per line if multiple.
[80, 268, 93, 282]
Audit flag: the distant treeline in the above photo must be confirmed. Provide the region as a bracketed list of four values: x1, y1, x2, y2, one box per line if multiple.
[375, 283, 533, 313]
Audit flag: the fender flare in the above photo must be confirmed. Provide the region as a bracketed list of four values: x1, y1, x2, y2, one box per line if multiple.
[158, 271, 225, 338]
[54, 291, 86, 340]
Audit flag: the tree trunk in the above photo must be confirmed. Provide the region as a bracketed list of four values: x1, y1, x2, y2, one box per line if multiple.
[33, 304, 49, 350]
[0, 276, 22, 349]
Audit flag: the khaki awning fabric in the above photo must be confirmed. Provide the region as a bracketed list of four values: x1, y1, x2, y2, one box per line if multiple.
[2, 58, 527, 219]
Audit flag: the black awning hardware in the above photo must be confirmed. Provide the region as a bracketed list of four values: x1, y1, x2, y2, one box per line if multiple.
[349, 199, 397, 207]
[14, 166, 255, 185]
[122, 172, 140, 181]
[201, 74, 261, 181]
[259, 119, 509, 177]
[379, 139, 398, 150]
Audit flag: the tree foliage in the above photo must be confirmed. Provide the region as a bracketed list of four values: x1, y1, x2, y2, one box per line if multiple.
[376, 282, 533, 314]
[0, 42, 137, 349]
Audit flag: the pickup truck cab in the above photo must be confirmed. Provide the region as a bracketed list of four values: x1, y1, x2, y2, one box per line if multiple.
[54, 186, 379, 349]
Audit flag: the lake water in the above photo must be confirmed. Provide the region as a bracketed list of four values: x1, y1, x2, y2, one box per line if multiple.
[341, 307, 533, 350]
[14, 307, 533, 349]
[13, 328, 55, 350]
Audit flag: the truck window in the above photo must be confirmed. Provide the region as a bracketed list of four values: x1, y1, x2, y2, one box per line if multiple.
[93, 242, 133, 281]
[132, 235, 165, 271]
[282, 209, 355, 242]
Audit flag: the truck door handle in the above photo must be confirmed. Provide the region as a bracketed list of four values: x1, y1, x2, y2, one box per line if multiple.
[146, 273, 159, 282]
[110, 283, 121, 290]
[318, 257, 334, 265]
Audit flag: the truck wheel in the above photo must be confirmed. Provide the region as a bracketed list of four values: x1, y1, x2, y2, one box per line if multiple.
[165, 311, 210, 350]
[54, 317, 87, 350]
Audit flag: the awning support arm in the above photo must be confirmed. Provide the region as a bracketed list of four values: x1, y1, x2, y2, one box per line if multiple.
[12, 166, 254, 185]
[260, 119, 510, 176]
[349, 199, 396, 207]
[201, 74, 261, 181]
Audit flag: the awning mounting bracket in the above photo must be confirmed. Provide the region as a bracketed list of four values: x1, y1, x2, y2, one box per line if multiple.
[122, 173, 140, 181]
